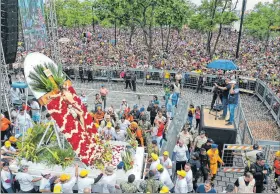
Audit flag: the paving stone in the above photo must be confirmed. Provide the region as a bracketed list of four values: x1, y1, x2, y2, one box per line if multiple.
[218, 172, 225, 176]
[230, 177, 237, 182]
[215, 186, 223, 192]
[215, 176, 222, 181]
[225, 173, 234, 178]
[222, 177, 230, 182]
[218, 181, 226, 186]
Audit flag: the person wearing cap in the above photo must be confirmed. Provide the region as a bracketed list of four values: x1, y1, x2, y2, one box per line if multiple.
[77, 169, 103, 193]
[1, 141, 17, 155]
[99, 85, 109, 109]
[113, 126, 127, 141]
[160, 185, 170, 193]
[139, 170, 163, 193]
[59, 163, 79, 193]
[214, 78, 231, 120]
[173, 140, 188, 171]
[149, 153, 160, 179]
[174, 170, 188, 193]
[8, 136, 18, 149]
[157, 164, 174, 192]
[120, 174, 138, 193]
[117, 116, 131, 131]
[1, 162, 14, 193]
[147, 100, 161, 126]
[196, 180, 217, 193]
[119, 99, 128, 117]
[226, 79, 239, 125]
[15, 165, 42, 193]
[101, 122, 115, 140]
[234, 172, 256, 193]
[193, 130, 207, 152]
[40, 171, 52, 193]
[130, 122, 144, 147]
[202, 138, 214, 152]
[207, 144, 224, 184]
[130, 104, 140, 121]
[272, 151, 280, 192]
[99, 166, 117, 193]
[199, 148, 210, 182]
[94, 93, 103, 112]
[159, 151, 173, 177]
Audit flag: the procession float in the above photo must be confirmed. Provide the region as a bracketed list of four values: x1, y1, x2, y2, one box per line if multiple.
[10, 53, 146, 187]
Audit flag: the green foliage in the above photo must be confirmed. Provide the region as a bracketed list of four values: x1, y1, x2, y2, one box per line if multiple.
[55, 0, 94, 27]
[244, 0, 280, 40]
[29, 63, 66, 93]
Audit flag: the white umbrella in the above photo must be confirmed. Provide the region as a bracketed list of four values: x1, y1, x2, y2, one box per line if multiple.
[58, 38, 71, 43]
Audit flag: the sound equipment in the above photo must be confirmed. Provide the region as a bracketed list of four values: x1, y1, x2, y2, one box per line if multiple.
[1, 0, 19, 64]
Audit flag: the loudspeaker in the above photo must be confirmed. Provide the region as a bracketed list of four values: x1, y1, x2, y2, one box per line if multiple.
[1, 0, 18, 64]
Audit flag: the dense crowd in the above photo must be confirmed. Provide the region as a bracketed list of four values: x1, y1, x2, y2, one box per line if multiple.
[13, 25, 280, 96]
[1, 76, 280, 193]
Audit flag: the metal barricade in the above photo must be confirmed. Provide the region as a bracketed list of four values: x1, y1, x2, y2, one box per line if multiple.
[221, 144, 263, 173]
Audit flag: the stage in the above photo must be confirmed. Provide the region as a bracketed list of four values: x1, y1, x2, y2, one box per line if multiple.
[200, 105, 237, 145]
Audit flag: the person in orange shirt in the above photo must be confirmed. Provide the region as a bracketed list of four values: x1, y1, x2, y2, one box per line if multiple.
[124, 109, 134, 122]
[93, 107, 105, 123]
[207, 144, 224, 184]
[130, 122, 144, 147]
[1, 114, 13, 142]
[273, 151, 280, 192]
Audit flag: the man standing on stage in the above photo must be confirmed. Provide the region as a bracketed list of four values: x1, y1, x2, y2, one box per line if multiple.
[214, 78, 231, 120]
[226, 80, 239, 125]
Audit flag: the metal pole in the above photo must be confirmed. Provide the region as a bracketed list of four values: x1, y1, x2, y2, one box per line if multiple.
[92, 6, 95, 32]
[236, 0, 247, 58]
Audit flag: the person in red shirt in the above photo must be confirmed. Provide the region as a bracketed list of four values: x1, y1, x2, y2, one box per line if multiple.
[273, 151, 280, 192]
[156, 121, 165, 148]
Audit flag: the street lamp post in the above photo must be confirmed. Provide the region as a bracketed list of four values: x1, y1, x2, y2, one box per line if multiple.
[92, 5, 95, 32]
[236, 0, 247, 58]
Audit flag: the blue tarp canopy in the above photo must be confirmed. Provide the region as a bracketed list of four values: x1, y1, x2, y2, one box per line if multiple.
[207, 59, 238, 70]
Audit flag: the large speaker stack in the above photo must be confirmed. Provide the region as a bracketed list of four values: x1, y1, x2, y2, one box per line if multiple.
[1, 0, 18, 64]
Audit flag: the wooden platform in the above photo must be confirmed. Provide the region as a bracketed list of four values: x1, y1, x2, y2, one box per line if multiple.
[203, 107, 234, 129]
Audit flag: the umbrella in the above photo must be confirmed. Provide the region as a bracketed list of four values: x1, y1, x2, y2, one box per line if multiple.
[207, 59, 238, 70]
[58, 38, 71, 43]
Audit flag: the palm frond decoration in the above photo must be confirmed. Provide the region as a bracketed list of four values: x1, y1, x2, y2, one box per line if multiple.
[28, 63, 67, 93]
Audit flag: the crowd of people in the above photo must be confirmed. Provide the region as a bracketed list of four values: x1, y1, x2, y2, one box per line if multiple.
[1, 73, 280, 193]
[13, 25, 280, 96]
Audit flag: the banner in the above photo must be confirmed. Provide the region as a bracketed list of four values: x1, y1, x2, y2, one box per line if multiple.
[18, 0, 48, 51]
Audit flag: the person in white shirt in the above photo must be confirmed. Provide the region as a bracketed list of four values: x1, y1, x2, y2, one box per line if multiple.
[1, 162, 14, 193]
[78, 169, 103, 193]
[113, 126, 126, 141]
[184, 163, 193, 192]
[30, 99, 41, 122]
[234, 172, 256, 193]
[1, 141, 17, 155]
[10, 87, 21, 104]
[150, 153, 160, 180]
[119, 99, 128, 117]
[175, 170, 188, 193]
[59, 164, 78, 193]
[15, 109, 33, 135]
[15, 165, 42, 193]
[157, 164, 174, 192]
[117, 117, 130, 131]
[80, 92, 88, 106]
[159, 151, 173, 177]
[100, 166, 117, 193]
[154, 111, 166, 126]
[101, 123, 115, 140]
[39, 171, 52, 193]
[172, 140, 188, 171]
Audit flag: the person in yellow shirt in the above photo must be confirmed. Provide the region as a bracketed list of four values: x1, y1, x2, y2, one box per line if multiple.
[207, 144, 224, 184]
[164, 70, 170, 81]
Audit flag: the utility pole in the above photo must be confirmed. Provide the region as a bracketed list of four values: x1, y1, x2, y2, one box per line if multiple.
[236, 0, 247, 58]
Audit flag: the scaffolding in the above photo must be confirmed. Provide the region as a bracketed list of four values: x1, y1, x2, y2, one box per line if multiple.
[46, 0, 60, 63]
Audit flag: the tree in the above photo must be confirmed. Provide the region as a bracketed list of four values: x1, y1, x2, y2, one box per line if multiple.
[244, 0, 280, 44]
[189, 0, 238, 58]
[55, 0, 93, 28]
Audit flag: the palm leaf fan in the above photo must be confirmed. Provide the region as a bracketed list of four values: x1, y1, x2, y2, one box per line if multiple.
[46, 63, 66, 88]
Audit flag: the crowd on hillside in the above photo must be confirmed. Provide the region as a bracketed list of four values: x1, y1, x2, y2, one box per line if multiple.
[13, 26, 280, 96]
